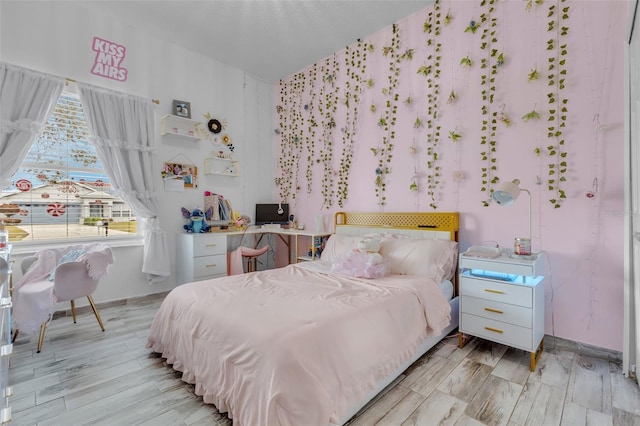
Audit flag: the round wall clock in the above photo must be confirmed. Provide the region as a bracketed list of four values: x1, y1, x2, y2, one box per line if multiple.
[208, 119, 222, 134]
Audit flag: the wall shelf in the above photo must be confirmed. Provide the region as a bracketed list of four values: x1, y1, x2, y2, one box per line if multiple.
[160, 114, 204, 142]
[204, 157, 240, 177]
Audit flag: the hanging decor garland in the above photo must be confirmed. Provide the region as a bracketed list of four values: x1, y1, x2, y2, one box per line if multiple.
[422, 1, 443, 210]
[337, 39, 369, 207]
[304, 63, 319, 194]
[372, 23, 402, 206]
[478, 0, 501, 207]
[318, 54, 340, 209]
[546, 0, 570, 209]
[276, 79, 295, 203]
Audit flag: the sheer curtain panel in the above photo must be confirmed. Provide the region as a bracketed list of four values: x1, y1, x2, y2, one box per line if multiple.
[0, 62, 64, 190]
[77, 83, 170, 283]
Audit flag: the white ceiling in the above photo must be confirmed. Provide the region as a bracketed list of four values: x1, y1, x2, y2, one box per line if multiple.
[78, 0, 433, 83]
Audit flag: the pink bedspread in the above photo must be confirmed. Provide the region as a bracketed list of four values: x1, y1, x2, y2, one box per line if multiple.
[146, 263, 451, 426]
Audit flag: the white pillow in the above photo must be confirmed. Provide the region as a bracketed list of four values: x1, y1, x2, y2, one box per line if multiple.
[379, 238, 458, 283]
[320, 234, 362, 264]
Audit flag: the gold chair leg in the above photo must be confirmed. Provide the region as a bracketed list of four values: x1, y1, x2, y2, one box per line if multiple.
[70, 300, 77, 323]
[37, 323, 47, 353]
[87, 295, 105, 331]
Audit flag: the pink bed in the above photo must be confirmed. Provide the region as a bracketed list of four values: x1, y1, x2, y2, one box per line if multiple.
[148, 215, 460, 425]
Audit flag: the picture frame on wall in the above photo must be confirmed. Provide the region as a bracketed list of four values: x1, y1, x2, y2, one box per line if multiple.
[172, 100, 191, 119]
[162, 161, 198, 189]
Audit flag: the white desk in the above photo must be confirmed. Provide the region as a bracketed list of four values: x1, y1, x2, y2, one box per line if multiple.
[175, 228, 332, 284]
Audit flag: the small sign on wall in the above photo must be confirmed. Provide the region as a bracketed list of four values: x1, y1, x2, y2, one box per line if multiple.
[91, 36, 128, 82]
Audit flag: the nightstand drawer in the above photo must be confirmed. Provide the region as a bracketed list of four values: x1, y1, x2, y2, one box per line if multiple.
[193, 254, 227, 278]
[193, 235, 226, 256]
[461, 296, 532, 328]
[460, 277, 532, 308]
[460, 313, 534, 351]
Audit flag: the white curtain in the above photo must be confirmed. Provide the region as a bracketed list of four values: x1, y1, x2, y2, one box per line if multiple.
[77, 83, 170, 283]
[0, 62, 64, 190]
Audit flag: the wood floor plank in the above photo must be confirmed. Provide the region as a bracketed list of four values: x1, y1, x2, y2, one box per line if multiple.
[491, 348, 532, 386]
[402, 353, 458, 397]
[610, 371, 640, 415]
[39, 382, 162, 425]
[436, 358, 494, 403]
[586, 408, 613, 426]
[567, 355, 613, 414]
[373, 387, 426, 425]
[400, 390, 467, 426]
[530, 350, 573, 389]
[466, 339, 509, 368]
[511, 380, 565, 426]
[465, 374, 523, 426]
[348, 384, 412, 426]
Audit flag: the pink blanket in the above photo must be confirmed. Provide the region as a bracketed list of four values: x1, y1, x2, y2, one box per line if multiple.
[147, 263, 451, 426]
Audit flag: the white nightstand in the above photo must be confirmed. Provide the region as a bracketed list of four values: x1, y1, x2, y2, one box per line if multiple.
[458, 250, 546, 371]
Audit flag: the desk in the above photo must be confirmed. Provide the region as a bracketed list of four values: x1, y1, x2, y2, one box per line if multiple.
[175, 228, 332, 285]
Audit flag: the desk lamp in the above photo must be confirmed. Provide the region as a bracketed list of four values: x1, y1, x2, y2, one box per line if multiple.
[492, 179, 534, 257]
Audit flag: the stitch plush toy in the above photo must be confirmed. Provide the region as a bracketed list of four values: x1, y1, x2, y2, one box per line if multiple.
[182, 207, 213, 233]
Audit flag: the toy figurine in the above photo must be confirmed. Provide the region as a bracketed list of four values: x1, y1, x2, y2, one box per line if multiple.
[182, 207, 213, 233]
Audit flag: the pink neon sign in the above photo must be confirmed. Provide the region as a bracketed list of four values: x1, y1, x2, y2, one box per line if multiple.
[91, 36, 128, 82]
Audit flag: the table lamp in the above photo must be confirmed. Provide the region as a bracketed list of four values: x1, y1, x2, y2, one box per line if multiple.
[492, 178, 534, 256]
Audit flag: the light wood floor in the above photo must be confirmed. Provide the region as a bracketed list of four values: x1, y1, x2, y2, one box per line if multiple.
[8, 295, 640, 426]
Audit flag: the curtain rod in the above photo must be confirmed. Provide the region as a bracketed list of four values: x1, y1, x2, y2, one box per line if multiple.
[65, 77, 160, 104]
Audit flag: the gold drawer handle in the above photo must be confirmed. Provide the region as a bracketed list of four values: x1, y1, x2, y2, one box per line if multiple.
[206, 244, 217, 248]
[484, 326, 504, 334]
[484, 307, 504, 314]
[206, 264, 217, 268]
[485, 289, 504, 294]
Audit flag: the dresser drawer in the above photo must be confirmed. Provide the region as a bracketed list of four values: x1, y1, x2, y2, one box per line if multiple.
[460, 276, 533, 308]
[460, 313, 536, 352]
[193, 235, 226, 256]
[193, 254, 227, 279]
[461, 295, 532, 328]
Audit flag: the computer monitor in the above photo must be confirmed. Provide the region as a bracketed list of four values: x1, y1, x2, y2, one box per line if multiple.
[255, 203, 289, 226]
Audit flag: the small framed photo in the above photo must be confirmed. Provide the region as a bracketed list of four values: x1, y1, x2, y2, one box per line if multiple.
[172, 100, 191, 119]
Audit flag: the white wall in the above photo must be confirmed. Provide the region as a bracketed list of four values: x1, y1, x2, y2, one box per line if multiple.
[0, 1, 276, 303]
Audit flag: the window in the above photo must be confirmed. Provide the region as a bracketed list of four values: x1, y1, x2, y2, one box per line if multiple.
[0, 88, 137, 242]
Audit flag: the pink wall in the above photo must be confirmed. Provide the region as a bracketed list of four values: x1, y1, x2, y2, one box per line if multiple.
[274, 1, 629, 351]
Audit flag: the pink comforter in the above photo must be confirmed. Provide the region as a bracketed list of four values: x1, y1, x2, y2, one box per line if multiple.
[147, 263, 451, 426]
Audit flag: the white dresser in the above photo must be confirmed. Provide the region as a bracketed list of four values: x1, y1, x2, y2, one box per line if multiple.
[176, 233, 228, 285]
[458, 251, 546, 371]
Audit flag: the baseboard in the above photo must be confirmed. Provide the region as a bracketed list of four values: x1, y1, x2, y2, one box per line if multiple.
[544, 334, 622, 364]
[51, 291, 170, 320]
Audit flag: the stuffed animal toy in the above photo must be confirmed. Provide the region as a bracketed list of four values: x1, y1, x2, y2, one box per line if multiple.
[330, 237, 388, 278]
[182, 207, 213, 233]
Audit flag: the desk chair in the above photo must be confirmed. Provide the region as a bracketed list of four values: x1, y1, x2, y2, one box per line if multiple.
[240, 246, 269, 272]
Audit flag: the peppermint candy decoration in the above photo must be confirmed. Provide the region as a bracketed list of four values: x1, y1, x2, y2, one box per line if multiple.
[47, 203, 66, 217]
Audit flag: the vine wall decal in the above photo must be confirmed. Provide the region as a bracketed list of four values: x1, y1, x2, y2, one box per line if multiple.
[546, 0, 570, 209]
[372, 23, 402, 206]
[478, 0, 500, 207]
[422, 1, 443, 210]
